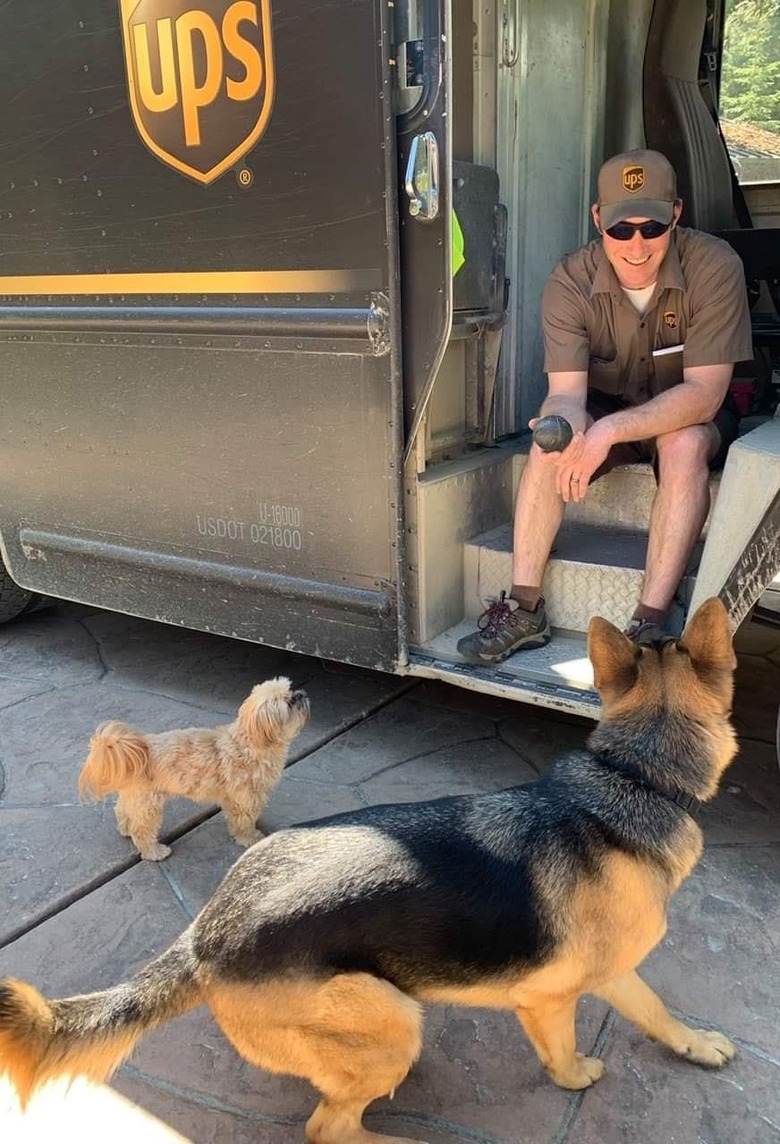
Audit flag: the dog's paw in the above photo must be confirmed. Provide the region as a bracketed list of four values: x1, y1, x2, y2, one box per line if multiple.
[551, 1052, 605, 1090]
[675, 1029, 736, 1068]
[232, 829, 263, 847]
[139, 842, 172, 861]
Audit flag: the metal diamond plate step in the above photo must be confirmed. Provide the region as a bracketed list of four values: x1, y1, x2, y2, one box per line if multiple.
[420, 620, 596, 690]
[464, 523, 698, 633]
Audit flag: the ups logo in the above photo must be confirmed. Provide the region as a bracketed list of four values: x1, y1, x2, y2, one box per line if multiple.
[119, 0, 275, 184]
[622, 165, 645, 194]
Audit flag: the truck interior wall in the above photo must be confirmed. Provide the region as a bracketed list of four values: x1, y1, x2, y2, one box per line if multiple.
[602, 0, 655, 158]
[452, 0, 475, 160]
[494, 0, 610, 436]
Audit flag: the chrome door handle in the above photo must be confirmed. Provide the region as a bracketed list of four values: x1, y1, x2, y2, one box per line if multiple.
[404, 131, 440, 220]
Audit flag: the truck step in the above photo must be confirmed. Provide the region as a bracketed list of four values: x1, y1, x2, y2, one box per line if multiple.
[464, 522, 699, 633]
[410, 623, 600, 718]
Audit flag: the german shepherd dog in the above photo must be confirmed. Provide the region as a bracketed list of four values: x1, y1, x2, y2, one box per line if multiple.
[0, 599, 738, 1144]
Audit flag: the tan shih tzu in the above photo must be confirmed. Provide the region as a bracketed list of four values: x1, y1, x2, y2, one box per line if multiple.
[78, 677, 309, 860]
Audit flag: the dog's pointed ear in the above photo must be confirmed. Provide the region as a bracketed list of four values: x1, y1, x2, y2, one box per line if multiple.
[678, 597, 737, 673]
[588, 616, 639, 697]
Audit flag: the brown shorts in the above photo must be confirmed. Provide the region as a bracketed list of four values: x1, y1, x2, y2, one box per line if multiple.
[586, 391, 739, 483]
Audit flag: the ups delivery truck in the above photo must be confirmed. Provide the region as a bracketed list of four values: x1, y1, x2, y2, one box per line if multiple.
[0, 0, 777, 735]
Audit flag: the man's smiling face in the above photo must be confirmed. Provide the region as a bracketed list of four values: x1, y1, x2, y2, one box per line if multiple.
[592, 201, 683, 290]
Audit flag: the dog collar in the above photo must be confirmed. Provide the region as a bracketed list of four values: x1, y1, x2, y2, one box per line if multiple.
[594, 750, 703, 818]
[670, 791, 702, 817]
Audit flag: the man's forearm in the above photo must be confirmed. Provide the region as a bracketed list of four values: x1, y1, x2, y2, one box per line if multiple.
[540, 393, 588, 435]
[598, 378, 729, 446]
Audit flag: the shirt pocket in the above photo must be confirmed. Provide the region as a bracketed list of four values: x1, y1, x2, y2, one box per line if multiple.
[588, 356, 621, 396]
[651, 345, 685, 394]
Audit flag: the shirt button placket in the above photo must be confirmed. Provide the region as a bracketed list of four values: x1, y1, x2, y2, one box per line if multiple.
[639, 319, 650, 397]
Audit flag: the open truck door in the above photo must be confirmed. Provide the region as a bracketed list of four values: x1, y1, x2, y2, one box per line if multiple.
[0, 0, 449, 671]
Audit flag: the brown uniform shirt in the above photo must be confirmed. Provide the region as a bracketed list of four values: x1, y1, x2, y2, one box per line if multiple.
[542, 228, 753, 405]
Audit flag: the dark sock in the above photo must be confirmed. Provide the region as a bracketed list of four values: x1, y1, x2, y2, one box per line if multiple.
[631, 604, 667, 626]
[510, 585, 541, 613]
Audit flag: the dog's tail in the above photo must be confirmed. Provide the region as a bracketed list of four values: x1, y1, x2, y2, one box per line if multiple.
[78, 721, 151, 800]
[0, 939, 200, 1107]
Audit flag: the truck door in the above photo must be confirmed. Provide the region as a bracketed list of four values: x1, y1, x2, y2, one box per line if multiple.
[0, 0, 425, 670]
[394, 0, 453, 449]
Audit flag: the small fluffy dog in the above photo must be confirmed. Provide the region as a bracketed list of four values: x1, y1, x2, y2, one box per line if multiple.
[78, 677, 309, 860]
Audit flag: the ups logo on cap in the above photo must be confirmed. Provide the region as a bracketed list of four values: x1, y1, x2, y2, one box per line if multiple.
[119, 0, 275, 185]
[622, 165, 645, 194]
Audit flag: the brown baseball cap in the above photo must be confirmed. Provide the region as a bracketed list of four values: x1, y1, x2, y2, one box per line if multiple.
[596, 149, 678, 229]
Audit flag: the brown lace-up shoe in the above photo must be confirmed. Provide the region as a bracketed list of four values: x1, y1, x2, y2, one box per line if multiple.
[624, 617, 666, 645]
[457, 592, 551, 665]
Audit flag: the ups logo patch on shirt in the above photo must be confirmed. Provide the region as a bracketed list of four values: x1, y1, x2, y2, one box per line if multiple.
[663, 310, 678, 329]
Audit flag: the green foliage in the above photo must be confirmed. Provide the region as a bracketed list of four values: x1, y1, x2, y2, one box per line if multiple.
[720, 0, 780, 131]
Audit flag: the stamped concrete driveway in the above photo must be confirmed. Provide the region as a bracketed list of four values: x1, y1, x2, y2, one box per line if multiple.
[0, 604, 779, 1144]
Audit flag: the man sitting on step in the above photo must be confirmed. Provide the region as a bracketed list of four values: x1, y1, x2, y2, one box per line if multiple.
[458, 148, 753, 666]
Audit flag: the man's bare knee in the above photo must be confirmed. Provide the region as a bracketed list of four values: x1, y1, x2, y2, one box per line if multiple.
[522, 443, 563, 487]
[656, 424, 715, 478]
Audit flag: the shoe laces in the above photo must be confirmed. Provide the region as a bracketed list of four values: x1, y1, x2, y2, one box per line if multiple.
[625, 617, 665, 644]
[477, 591, 515, 637]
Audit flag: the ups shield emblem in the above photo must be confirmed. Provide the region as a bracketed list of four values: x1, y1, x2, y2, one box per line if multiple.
[622, 165, 645, 194]
[119, 0, 275, 184]
[663, 311, 678, 329]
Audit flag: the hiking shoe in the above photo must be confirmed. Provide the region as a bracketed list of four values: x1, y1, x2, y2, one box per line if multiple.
[457, 593, 551, 665]
[624, 617, 666, 645]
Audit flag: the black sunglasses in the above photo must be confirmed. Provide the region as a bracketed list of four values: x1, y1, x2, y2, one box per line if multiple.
[604, 219, 672, 241]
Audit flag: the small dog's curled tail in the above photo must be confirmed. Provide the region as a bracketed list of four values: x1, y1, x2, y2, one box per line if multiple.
[0, 941, 200, 1108]
[78, 721, 151, 800]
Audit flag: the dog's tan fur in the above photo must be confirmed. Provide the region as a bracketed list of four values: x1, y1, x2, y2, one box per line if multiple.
[78, 677, 309, 859]
[1, 600, 739, 1143]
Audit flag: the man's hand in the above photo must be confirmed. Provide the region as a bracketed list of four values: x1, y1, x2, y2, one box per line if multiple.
[558, 419, 614, 502]
[529, 417, 614, 503]
[528, 417, 586, 500]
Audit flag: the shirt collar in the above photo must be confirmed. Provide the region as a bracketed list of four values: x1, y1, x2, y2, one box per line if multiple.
[590, 232, 686, 299]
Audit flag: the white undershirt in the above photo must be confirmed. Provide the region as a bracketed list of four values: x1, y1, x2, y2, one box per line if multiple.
[621, 283, 656, 315]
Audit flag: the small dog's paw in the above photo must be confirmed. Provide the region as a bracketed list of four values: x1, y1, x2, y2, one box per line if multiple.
[232, 829, 263, 847]
[139, 842, 172, 861]
[676, 1029, 736, 1068]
